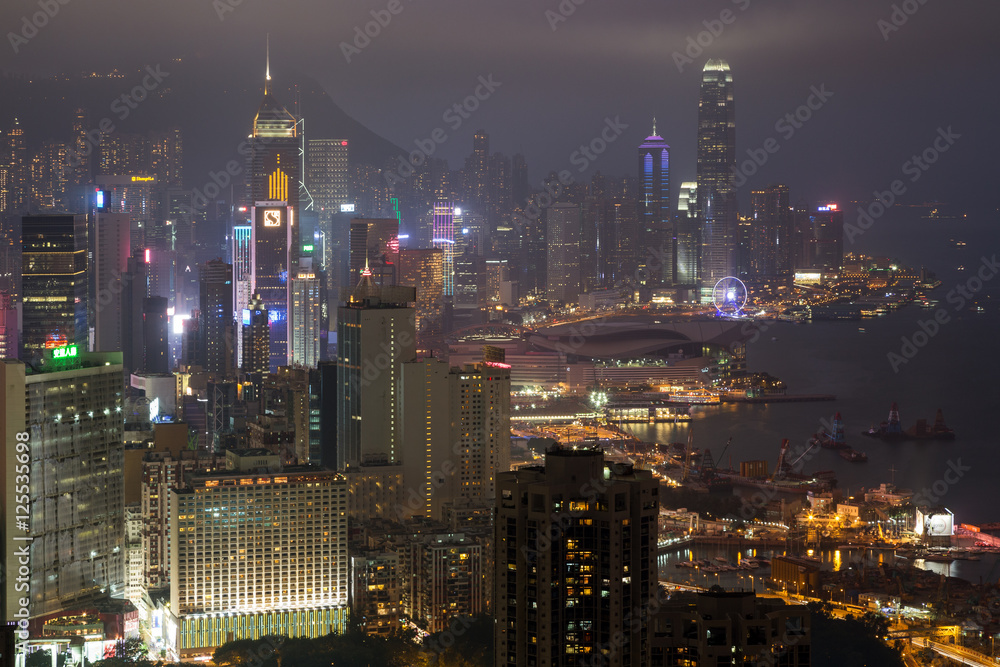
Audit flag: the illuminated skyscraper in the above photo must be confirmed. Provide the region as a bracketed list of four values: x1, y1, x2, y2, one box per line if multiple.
[675, 181, 700, 286]
[3, 118, 28, 210]
[233, 224, 252, 366]
[1, 351, 125, 621]
[432, 202, 456, 296]
[306, 139, 349, 215]
[349, 218, 399, 287]
[638, 120, 672, 283]
[397, 248, 443, 336]
[290, 264, 321, 368]
[0, 292, 17, 358]
[20, 214, 88, 357]
[169, 452, 348, 659]
[545, 203, 582, 304]
[697, 59, 737, 299]
[247, 47, 300, 271]
[30, 140, 71, 211]
[198, 259, 234, 375]
[495, 447, 658, 667]
[242, 292, 270, 375]
[336, 273, 416, 469]
[750, 185, 792, 278]
[465, 131, 490, 210]
[251, 202, 292, 372]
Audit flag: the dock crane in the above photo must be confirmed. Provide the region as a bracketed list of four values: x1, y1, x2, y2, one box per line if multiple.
[681, 426, 694, 481]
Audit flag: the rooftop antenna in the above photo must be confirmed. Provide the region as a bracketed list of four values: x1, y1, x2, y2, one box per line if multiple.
[265, 34, 271, 94]
[652, 117, 657, 136]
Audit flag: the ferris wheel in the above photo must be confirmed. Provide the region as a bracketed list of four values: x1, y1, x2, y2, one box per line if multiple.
[712, 277, 748, 316]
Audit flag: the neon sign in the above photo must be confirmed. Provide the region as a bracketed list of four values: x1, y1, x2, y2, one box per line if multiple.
[263, 210, 282, 227]
[52, 345, 78, 359]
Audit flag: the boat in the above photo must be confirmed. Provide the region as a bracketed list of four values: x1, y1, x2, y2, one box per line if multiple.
[838, 447, 868, 463]
[668, 388, 721, 404]
[858, 327, 866, 333]
[920, 553, 955, 563]
[812, 413, 848, 449]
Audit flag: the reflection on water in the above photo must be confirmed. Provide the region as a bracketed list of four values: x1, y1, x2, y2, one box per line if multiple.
[659, 544, 1000, 589]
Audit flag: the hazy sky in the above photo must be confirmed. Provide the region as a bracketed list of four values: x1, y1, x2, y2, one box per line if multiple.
[1, 0, 998, 217]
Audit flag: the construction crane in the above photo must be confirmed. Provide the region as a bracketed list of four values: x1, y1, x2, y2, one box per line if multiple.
[681, 425, 695, 481]
[718, 436, 733, 472]
[789, 441, 818, 468]
[770, 439, 790, 482]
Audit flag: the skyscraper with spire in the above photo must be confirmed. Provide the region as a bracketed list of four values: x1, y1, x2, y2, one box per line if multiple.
[248, 40, 301, 371]
[638, 119, 672, 283]
[696, 59, 737, 300]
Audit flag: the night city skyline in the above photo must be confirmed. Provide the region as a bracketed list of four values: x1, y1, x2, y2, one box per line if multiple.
[1, 2, 999, 666]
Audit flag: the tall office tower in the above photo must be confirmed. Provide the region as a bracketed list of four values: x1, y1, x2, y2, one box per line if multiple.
[397, 248, 444, 336]
[3, 118, 28, 209]
[348, 218, 399, 287]
[1, 351, 125, 621]
[0, 167, 9, 212]
[122, 250, 149, 373]
[400, 353, 511, 520]
[232, 225, 252, 366]
[546, 203, 582, 305]
[149, 127, 184, 189]
[290, 264, 321, 368]
[804, 203, 844, 271]
[21, 214, 88, 357]
[650, 591, 811, 665]
[697, 59, 738, 299]
[432, 202, 457, 296]
[638, 120, 672, 284]
[579, 199, 601, 291]
[465, 130, 490, 210]
[198, 259, 234, 375]
[454, 250, 487, 309]
[489, 151, 511, 225]
[0, 291, 17, 357]
[750, 185, 792, 279]
[247, 50, 299, 255]
[349, 164, 392, 218]
[95, 175, 157, 249]
[600, 199, 640, 285]
[407, 534, 484, 633]
[496, 446, 659, 667]
[143, 296, 169, 374]
[70, 108, 91, 188]
[94, 212, 130, 352]
[251, 202, 292, 372]
[169, 453, 349, 659]
[336, 274, 416, 470]
[30, 140, 71, 210]
[675, 181, 700, 286]
[306, 139, 349, 215]
[242, 293, 270, 374]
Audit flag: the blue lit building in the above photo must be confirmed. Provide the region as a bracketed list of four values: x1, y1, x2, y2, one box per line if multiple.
[638, 122, 672, 284]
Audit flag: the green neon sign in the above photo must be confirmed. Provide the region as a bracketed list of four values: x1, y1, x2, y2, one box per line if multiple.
[52, 345, 78, 359]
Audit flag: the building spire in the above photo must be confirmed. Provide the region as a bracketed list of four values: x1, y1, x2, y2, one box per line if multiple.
[652, 117, 657, 137]
[265, 34, 271, 94]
